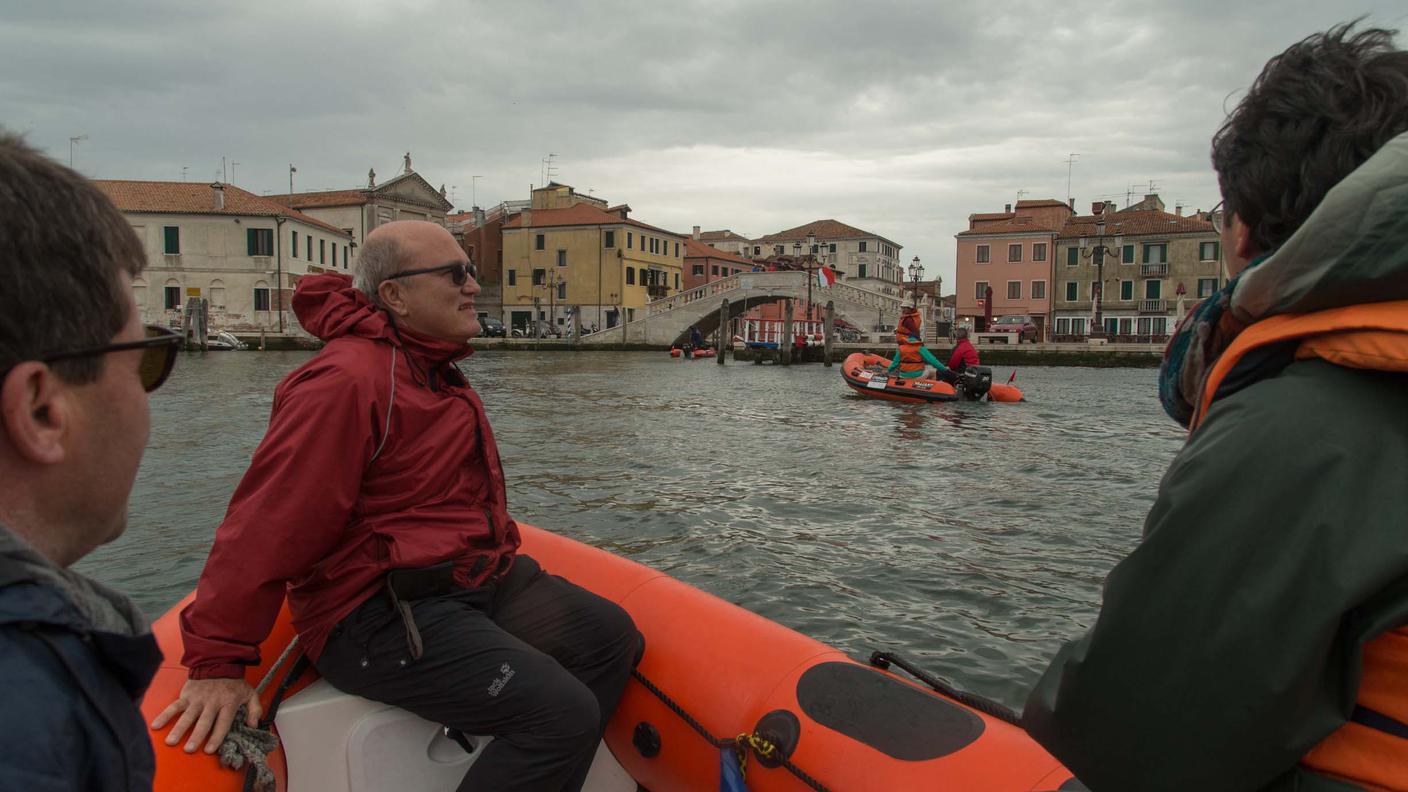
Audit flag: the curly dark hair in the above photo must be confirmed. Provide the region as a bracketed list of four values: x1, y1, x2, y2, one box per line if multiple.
[1211, 22, 1408, 253]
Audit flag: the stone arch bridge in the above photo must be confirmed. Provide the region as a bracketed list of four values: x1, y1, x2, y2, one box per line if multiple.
[580, 271, 907, 346]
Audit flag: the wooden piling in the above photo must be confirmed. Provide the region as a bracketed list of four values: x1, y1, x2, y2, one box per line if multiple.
[824, 300, 835, 367]
[781, 299, 794, 366]
[717, 298, 728, 365]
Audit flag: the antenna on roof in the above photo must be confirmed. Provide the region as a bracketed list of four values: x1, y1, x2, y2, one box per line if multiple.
[1016, 189, 1029, 202]
[1063, 153, 1079, 203]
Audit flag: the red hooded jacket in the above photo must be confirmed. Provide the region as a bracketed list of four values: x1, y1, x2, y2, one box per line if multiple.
[180, 274, 520, 679]
[947, 338, 979, 371]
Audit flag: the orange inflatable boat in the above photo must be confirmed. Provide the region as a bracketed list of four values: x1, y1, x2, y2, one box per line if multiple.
[144, 525, 1073, 791]
[841, 352, 1023, 404]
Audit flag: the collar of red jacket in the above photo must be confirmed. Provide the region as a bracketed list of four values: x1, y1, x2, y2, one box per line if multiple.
[292, 272, 473, 365]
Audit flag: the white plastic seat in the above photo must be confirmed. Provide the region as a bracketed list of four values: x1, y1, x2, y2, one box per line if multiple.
[276, 679, 635, 792]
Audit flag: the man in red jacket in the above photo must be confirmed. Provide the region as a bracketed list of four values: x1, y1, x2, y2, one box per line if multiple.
[946, 327, 980, 373]
[151, 221, 640, 792]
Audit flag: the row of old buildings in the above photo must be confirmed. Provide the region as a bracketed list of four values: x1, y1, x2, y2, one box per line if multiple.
[954, 195, 1223, 341]
[451, 181, 908, 335]
[97, 155, 910, 337]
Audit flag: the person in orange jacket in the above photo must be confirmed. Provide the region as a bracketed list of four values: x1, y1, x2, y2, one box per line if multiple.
[887, 307, 949, 380]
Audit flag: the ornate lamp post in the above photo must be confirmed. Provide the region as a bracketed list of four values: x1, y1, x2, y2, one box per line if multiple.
[907, 256, 924, 308]
[1079, 216, 1122, 339]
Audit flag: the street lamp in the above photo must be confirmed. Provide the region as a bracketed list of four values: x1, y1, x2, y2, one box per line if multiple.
[544, 271, 566, 337]
[1080, 216, 1123, 338]
[907, 256, 924, 308]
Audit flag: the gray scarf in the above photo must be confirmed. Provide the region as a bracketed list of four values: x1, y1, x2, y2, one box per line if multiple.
[0, 521, 147, 636]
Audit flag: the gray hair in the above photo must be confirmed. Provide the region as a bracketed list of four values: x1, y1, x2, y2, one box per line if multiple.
[0, 131, 145, 384]
[353, 235, 408, 308]
[955, 327, 969, 339]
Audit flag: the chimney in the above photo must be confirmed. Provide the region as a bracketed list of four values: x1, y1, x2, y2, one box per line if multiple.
[1068, 197, 1075, 210]
[1004, 203, 1012, 213]
[1175, 204, 1184, 217]
[692, 225, 701, 240]
[521, 208, 532, 227]
[1092, 202, 1103, 215]
[210, 182, 225, 210]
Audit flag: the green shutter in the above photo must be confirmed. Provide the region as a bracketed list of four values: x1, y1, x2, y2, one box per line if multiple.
[164, 226, 179, 254]
[1123, 244, 1134, 263]
[247, 229, 256, 256]
[1142, 244, 1150, 264]
[1066, 247, 1077, 265]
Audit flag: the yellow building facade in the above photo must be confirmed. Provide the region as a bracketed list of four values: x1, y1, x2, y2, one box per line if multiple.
[500, 184, 684, 335]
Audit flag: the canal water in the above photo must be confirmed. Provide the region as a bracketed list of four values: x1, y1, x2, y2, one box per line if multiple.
[76, 349, 1184, 709]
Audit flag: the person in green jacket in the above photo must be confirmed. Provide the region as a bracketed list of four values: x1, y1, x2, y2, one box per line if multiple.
[888, 307, 950, 380]
[1024, 24, 1408, 792]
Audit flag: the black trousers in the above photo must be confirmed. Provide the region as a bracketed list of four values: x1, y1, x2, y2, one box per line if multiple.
[314, 555, 641, 792]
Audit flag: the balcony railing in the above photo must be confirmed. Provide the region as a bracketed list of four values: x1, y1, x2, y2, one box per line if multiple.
[1139, 299, 1169, 313]
[1140, 263, 1168, 277]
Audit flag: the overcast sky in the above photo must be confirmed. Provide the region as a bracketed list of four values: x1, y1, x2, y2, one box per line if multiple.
[3, 0, 1404, 288]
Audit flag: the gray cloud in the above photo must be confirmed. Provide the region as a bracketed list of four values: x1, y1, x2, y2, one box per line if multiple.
[3, 0, 1405, 285]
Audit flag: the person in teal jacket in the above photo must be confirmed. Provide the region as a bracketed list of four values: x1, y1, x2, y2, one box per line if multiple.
[888, 307, 949, 379]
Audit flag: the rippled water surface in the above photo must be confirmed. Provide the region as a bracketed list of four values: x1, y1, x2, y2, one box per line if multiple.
[77, 349, 1183, 708]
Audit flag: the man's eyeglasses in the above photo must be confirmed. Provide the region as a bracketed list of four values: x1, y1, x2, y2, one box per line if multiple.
[43, 324, 182, 393]
[386, 262, 477, 286]
[1209, 200, 1225, 234]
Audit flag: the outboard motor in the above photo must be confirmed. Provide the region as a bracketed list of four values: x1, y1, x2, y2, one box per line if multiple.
[957, 365, 993, 400]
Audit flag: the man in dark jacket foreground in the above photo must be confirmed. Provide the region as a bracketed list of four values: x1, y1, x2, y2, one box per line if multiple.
[1024, 24, 1408, 792]
[0, 133, 177, 789]
[153, 220, 641, 792]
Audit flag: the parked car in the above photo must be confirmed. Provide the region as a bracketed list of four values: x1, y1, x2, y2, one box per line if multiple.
[479, 316, 507, 338]
[990, 314, 1039, 342]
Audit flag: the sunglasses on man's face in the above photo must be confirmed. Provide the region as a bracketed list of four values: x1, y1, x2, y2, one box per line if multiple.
[386, 261, 478, 286]
[43, 324, 182, 393]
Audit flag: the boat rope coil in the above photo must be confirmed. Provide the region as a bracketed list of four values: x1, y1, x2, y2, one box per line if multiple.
[630, 669, 832, 792]
[218, 636, 309, 792]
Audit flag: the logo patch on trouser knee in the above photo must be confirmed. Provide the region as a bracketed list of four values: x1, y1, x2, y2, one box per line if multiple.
[487, 663, 515, 697]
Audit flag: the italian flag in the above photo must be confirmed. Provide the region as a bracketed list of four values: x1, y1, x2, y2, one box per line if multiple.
[816, 266, 837, 287]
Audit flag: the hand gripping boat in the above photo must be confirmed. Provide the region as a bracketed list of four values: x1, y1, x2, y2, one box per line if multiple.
[841, 352, 1023, 404]
[144, 525, 1074, 791]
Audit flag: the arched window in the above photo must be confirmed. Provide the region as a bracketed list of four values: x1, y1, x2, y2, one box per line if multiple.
[209, 279, 226, 310]
[163, 278, 182, 311]
[253, 279, 271, 312]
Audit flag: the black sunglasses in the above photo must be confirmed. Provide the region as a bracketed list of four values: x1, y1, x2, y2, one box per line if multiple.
[386, 261, 477, 286]
[43, 324, 182, 393]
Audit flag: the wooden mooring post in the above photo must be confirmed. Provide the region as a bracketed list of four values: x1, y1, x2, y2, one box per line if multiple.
[717, 298, 728, 365]
[823, 300, 835, 367]
[781, 299, 794, 366]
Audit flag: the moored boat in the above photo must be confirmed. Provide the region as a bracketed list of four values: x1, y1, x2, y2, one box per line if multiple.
[144, 524, 1073, 791]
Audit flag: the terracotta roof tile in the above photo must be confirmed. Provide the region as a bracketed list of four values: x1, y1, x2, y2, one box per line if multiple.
[1057, 210, 1214, 238]
[698, 229, 750, 242]
[755, 219, 898, 247]
[968, 212, 1014, 221]
[96, 181, 351, 236]
[503, 204, 684, 237]
[682, 236, 753, 265]
[956, 218, 1064, 236]
[264, 189, 368, 209]
[1015, 199, 1071, 209]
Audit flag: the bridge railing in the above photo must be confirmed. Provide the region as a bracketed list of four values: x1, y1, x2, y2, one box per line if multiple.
[643, 271, 904, 317]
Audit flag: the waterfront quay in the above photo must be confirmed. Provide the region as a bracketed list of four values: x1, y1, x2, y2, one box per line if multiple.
[226, 331, 1164, 367]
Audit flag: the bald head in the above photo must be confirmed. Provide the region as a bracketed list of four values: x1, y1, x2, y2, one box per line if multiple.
[354, 221, 465, 306]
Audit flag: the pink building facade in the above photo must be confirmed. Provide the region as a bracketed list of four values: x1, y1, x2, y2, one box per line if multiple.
[954, 199, 1073, 338]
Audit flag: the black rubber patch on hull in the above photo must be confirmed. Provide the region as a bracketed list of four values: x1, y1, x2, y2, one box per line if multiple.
[795, 662, 985, 761]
